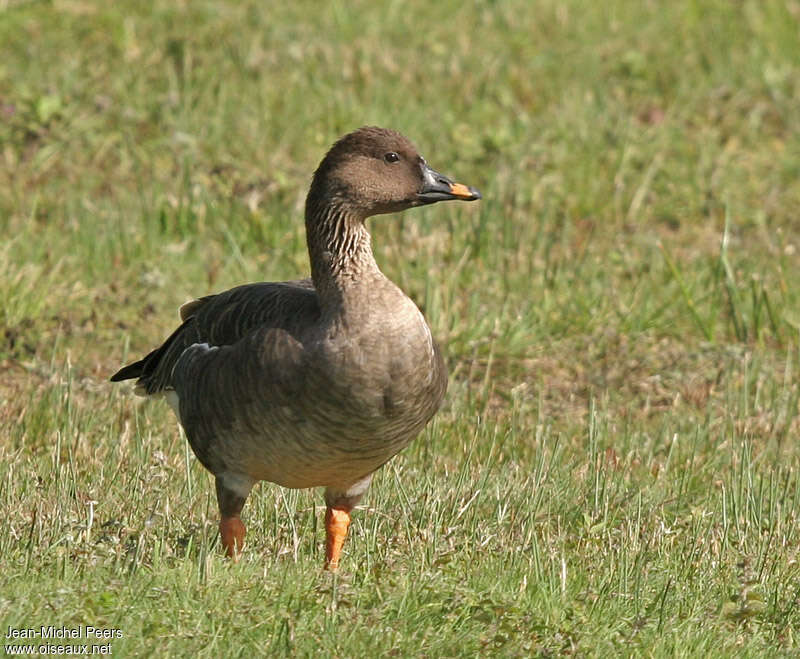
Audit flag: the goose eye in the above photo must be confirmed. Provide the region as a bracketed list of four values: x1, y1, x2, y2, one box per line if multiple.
[384, 152, 400, 163]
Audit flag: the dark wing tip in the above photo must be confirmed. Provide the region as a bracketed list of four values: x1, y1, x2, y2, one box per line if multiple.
[110, 361, 145, 382]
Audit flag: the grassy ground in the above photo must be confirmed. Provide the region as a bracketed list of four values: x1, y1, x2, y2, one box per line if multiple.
[1, 0, 799, 655]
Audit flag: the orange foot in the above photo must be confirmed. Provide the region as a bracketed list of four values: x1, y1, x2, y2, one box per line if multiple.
[219, 516, 246, 561]
[324, 506, 352, 571]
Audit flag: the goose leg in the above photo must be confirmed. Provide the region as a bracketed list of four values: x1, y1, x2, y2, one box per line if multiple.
[324, 505, 352, 571]
[323, 475, 372, 571]
[216, 475, 251, 561]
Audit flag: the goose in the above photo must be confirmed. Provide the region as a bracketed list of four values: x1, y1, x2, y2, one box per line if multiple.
[111, 126, 481, 569]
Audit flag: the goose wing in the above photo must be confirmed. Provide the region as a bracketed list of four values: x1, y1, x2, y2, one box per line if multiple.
[110, 279, 319, 396]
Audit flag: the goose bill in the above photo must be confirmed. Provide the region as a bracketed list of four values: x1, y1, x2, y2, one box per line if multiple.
[417, 164, 481, 203]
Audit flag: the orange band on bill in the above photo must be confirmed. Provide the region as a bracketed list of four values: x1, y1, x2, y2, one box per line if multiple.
[449, 182, 475, 198]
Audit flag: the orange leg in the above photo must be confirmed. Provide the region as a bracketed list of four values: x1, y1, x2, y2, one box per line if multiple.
[216, 477, 248, 561]
[219, 516, 246, 561]
[324, 506, 352, 571]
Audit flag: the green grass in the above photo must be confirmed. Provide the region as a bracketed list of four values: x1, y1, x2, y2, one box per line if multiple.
[2, 0, 800, 655]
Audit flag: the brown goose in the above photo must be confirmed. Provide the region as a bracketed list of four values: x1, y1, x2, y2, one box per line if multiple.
[111, 126, 481, 569]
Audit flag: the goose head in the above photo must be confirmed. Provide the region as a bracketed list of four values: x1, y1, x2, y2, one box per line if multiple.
[306, 126, 481, 219]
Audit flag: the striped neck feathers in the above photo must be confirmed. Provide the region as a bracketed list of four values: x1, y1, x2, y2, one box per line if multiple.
[305, 197, 382, 301]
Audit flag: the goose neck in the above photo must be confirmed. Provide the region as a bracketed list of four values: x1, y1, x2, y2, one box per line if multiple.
[305, 201, 382, 306]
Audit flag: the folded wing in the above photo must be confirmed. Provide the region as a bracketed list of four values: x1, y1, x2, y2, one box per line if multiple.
[110, 279, 320, 396]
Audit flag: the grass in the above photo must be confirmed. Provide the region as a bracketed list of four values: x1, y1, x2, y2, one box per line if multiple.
[1, 0, 799, 655]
